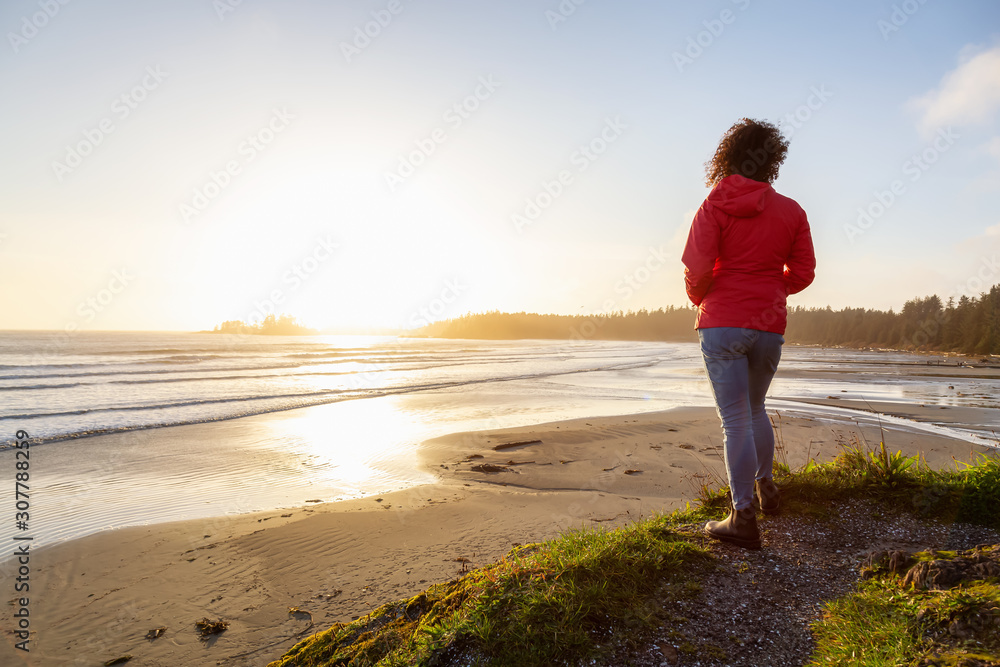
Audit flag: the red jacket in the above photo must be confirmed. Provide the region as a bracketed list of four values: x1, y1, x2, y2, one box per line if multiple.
[681, 175, 815, 334]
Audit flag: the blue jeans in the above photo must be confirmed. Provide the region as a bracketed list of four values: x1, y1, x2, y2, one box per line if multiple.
[698, 327, 784, 511]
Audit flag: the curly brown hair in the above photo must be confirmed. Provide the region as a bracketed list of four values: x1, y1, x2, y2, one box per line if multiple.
[704, 118, 789, 187]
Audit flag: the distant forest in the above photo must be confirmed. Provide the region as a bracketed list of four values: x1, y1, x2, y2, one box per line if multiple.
[413, 285, 1000, 356]
[210, 314, 317, 335]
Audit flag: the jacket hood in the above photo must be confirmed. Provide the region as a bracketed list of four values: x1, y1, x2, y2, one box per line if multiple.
[707, 174, 772, 217]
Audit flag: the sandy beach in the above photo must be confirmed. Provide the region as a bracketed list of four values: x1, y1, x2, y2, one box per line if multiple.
[0, 401, 993, 667]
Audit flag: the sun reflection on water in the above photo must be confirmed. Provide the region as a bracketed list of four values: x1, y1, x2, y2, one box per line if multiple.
[263, 394, 432, 491]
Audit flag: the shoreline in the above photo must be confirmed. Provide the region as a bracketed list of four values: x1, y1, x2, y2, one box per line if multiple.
[1, 405, 994, 666]
[7, 340, 998, 550]
[8, 341, 997, 451]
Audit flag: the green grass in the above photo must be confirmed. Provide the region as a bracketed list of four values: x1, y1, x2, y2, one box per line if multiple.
[796, 432, 1000, 666]
[809, 561, 1000, 666]
[810, 578, 923, 666]
[268, 509, 715, 667]
[771, 432, 1000, 532]
[268, 433, 1000, 667]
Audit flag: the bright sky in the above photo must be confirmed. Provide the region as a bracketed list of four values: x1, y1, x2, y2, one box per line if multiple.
[2, 0, 998, 332]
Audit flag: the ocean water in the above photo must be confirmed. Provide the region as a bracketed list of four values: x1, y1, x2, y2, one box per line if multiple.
[0, 332, 696, 445]
[0, 332, 997, 547]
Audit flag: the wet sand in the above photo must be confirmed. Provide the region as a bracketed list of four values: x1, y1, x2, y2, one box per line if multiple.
[0, 404, 993, 666]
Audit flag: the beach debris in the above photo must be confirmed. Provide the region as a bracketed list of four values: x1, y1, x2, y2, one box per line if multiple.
[374, 498, 383, 502]
[305, 499, 323, 503]
[493, 439, 542, 451]
[288, 606, 313, 620]
[470, 463, 508, 473]
[145, 627, 166, 640]
[677, 444, 695, 450]
[466, 454, 484, 460]
[505, 459, 535, 466]
[103, 656, 133, 666]
[649, 444, 662, 450]
[624, 469, 642, 475]
[314, 590, 342, 600]
[195, 617, 229, 638]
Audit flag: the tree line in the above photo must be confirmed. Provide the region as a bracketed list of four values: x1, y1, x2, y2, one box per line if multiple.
[412, 284, 1000, 355]
[210, 314, 317, 335]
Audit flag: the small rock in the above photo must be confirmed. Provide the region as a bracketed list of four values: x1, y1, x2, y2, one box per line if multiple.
[659, 644, 679, 664]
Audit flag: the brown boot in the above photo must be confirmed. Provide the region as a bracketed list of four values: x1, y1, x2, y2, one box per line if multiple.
[705, 507, 761, 550]
[755, 477, 780, 516]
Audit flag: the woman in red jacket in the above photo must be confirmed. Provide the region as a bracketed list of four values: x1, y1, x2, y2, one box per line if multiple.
[682, 118, 816, 549]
